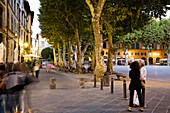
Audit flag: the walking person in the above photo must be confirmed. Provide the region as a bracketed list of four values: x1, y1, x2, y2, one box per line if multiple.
[34, 63, 40, 78]
[127, 61, 144, 112]
[0, 62, 6, 113]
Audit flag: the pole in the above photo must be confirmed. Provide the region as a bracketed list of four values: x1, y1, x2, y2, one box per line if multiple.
[6, 0, 9, 63]
[18, 8, 20, 62]
[142, 88, 146, 107]
[111, 78, 114, 94]
[101, 75, 103, 90]
[94, 75, 96, 88]
[123, 78, 127, 99]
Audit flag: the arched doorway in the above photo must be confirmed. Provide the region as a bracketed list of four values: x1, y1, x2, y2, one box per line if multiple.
[141, 57, 147, 65]
[156, 57, 160, 64]
[149, 57, 153, 65]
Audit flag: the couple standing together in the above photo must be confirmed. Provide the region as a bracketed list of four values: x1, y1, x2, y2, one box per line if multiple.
[128, 60, 147, 112]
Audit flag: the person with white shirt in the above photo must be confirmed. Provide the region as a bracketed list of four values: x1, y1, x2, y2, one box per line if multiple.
[133, 60, 147, 107]
[34, 63, 40, 78]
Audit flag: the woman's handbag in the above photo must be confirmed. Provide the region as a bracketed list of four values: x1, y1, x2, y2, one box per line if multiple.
[141, 80, 145, 88]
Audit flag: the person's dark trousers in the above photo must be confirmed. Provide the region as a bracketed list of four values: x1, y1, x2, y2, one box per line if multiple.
[142, 80, 146, 107]
[129, 89, 144, 107]
[35, 70, 39, 78]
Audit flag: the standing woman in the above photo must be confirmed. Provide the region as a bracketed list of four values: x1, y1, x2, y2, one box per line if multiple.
[34, 63, 40, 78]
[127, 61, 144, 112]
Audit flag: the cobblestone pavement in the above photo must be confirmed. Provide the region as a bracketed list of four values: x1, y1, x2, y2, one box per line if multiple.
[25, 69, 170, 113]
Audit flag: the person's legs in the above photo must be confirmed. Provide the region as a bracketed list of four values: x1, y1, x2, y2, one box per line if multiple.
[142, 88, 145, 107]
[129, 90, 134, 107]
[35, 70, 39, 78]
[136, 89, 144, 107]
[0, 95, 5, 113]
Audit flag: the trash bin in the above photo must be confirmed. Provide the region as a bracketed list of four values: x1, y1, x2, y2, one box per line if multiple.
[50, 78, 56, 89]
[103, 72, 111, 86]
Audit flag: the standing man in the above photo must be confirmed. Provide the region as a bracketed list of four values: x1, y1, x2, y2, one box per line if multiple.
[139, 60, 147, 107]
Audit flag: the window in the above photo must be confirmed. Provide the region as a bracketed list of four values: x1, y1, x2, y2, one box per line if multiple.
[157, 44, 160, 50]
[11, 0, 13, 9]
[156, 57, 160, 63]
[131, 44, 135, 49]
[17, 4, 19, 18]
[7, 8, 9, 28]
[0, 6, 2, 28]
[41, 41, 45, 47]
[14, 19, 16, 32]
[135, 53, 139, 56]
[141, 53, 146, 56]
[118, 52, 120, 55]
[136, 42, 139, 49]
[26, 35, 28, 42]
[106, 52, 108, 55]
[131, 52, 133, 55]
[11, 15, 13, 32]
[14, 0, 16, 14]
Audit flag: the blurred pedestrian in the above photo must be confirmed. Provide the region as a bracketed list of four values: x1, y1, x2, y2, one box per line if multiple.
[47, 62, 53, 72]
[0, 62, 6, 113]
[127, 61, 144, 112]
[34, 63, 40, 78]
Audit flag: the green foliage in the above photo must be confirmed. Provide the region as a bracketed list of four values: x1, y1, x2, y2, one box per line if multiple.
[41, 47, 54, 60]
[47, 55, 52, 61]
[137, 19, 164, 47]
[25, 59, 37, 72]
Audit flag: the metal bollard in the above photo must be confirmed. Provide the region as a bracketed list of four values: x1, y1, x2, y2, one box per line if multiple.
[101, 75, 103, 90]
[111, 78, 114, 94]
[94, 75, 96, 88]
[123, 78, 127, 99]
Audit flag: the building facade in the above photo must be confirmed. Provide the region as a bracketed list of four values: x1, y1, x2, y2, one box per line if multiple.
[103, 42, 168, 65]
[0, 0, 34, 63]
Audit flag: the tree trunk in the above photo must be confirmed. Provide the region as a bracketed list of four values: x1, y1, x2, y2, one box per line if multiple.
[92, 17, 105, 79]
[107, 33, 113, 73]
[75, 25, 82, 73]
[125, 49, 128, 65]
[57, 43, 61, 67]
[90, 25, 95, 70]
[167, 44, 170, 66]
[53, 48, 57, 66]
[86, 0, 106, 79]
[81, 42, 90, 63]
[147, 46, 150, 66]
[62, 40, 66, 67]
[67, 37, 73, 68]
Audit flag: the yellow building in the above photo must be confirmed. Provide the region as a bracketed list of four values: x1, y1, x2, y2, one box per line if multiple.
[0, 0, 34, 63]
[103, 42, 168, 65]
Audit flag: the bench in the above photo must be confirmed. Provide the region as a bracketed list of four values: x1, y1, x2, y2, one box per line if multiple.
[115, 73, 127, 80]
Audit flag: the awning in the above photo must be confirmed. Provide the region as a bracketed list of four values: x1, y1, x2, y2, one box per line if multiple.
[23, 54, 40, 58]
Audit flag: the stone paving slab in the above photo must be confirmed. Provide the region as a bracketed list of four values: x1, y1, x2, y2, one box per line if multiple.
[24, 69, 170, 113]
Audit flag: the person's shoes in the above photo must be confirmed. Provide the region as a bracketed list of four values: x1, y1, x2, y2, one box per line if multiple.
[133, 104, 139, 107]
[139, 108, 143, 112]
[127, 107, 132, 112]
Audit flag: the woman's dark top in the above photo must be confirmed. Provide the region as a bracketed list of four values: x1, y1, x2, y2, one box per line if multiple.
[129, 69, 141, 90]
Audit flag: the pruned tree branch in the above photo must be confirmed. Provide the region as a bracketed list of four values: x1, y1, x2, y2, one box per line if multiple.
[85, 0, 95, 17]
